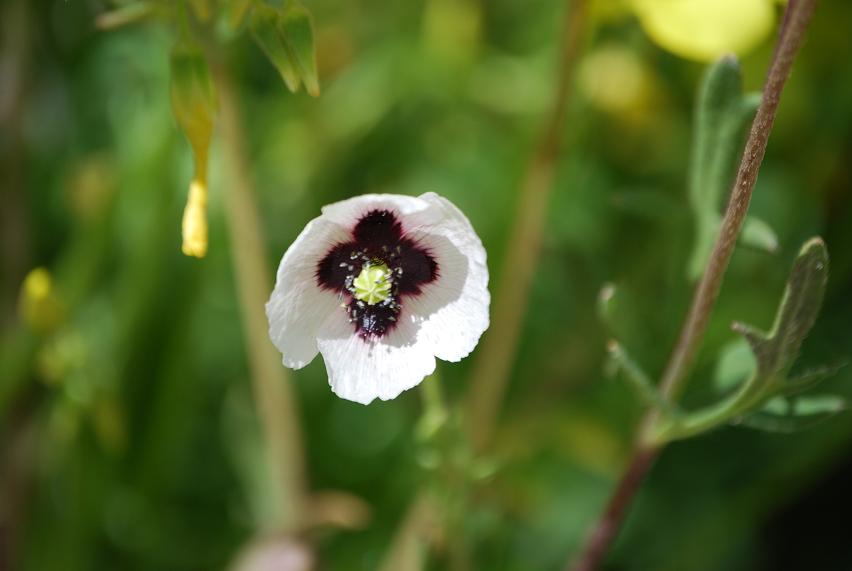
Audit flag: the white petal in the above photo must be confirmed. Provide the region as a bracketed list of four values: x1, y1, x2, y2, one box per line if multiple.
[266, 217, 350, 369]
[317, 309, 436, 405]
[403, 192, 490, 362]
[320, 193, 432, 228]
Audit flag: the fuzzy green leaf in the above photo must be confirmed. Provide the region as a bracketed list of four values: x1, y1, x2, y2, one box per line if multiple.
[687, 56, 763, 279]
[713, 338, 756, 393]
[279, 1, 320, 97]
[740, 216, 779, 253]
[733, 238, 829, 383]
[250, 3, 303, 93]
[737, 395, 846, 433]
[651, 238, 834, 445]
[249, 1, 320, 96]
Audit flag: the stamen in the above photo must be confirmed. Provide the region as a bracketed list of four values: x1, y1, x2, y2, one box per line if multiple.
[352, 263, 393, 305]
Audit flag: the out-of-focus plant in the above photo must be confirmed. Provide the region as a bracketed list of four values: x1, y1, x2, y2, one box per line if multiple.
[95, 0, 326, 556]
[99, 0, 320, 259]
[571, 1, 843, 569]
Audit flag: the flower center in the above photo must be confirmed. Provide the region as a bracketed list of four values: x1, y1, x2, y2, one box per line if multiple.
[352, 263, 393, 305]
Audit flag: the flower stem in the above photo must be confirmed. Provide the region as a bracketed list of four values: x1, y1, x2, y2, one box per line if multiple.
[209, 53, 307, 533]
[465, 0, 589, 453]
[569, 1, 818, 569]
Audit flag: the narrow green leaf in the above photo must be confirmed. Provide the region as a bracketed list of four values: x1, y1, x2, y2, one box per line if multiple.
[713, 338, 756, 393]
[784, 364, 846, 396]
[687, 56, 762, 279]
[279, 1, 320, 97]
[608, 342, 674, 414]
[738, 394, 846, 433]
[741, 215, 779, 253]
[597, 283, 617, 330]
[250, 3, 302, 93]
[734, 238, 829, 382]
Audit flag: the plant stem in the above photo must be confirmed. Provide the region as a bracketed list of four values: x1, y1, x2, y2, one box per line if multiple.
[210, 54, 307, 533]
[569, 1, 818, 569]
[465, 0, 588, 453]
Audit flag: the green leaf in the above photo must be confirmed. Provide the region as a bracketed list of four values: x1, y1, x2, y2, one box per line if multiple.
[738, 395, 846, 433]
[279, 1, 320, 97]
[250, 3, 302, 93]
[687, 56, 763, 280]
[733, 238, 829, 384]
[650, 238, 833, 445]
[713, 338, 756, 393]
[740, 215, 779, 253]
[784, 364, 846, 396]
[249, 1, 320, 96]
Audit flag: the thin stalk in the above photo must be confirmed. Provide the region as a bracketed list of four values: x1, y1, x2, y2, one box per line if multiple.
[210, 54, 307, 533]
[465, 0, 588, 453]
[569, 1, 818, 569]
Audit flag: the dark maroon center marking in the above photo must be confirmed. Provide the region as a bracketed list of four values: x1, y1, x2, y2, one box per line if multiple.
[316, 209, 439, 339]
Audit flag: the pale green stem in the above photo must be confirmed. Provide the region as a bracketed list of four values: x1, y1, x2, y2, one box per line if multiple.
[210, 54, 307, 533]
[465, 0, 589, 453]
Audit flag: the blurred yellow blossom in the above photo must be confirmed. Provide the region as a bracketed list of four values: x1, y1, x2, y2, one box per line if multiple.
[19, 267, 64, 333]
[579, 44, 652, 115]
[182, 178, 209, 258]
[631, 0, 777, 62]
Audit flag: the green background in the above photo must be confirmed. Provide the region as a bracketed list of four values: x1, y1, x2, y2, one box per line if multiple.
[2, 0, 851, 570]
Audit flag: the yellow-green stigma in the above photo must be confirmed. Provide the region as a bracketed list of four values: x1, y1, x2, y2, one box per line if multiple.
[352, 263, 393, 305]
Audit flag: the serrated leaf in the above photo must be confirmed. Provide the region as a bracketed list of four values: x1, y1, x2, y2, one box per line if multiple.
[738, 394, 846, 433]
[279, 1, 320, 97]
[687, 56, 762, 279]
[733, 238, 829, 383]
[250, 3, 302, 93]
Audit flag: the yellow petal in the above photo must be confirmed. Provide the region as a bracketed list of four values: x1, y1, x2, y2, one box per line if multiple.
[182, 179, 209, 258]
[631, 0, 776, 62]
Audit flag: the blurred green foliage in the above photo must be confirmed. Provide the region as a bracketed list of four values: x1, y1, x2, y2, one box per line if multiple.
[2, 1, 852, 570]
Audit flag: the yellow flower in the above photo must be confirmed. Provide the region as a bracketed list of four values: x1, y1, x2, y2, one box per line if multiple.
[631, 0, 776, 62]
[182, 179, 209, 258]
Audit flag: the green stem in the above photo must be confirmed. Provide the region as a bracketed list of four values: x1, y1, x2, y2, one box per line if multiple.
[209, 52, 307, 533]
[465, 0, 589, 454]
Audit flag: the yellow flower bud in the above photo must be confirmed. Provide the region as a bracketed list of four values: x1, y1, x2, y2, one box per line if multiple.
[19, 267, 64, 333]
[182, 179, 209, 258]
[631, 0, 775, 62]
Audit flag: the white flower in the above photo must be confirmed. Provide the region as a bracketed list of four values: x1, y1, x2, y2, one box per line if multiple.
[266, 192, 490, 404]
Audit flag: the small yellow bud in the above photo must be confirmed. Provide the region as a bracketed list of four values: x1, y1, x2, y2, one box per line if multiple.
[182, 179, 209, 258]
[19, 267, 63, 333]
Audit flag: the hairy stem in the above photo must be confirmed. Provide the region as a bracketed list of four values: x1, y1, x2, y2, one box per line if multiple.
[570, 1, 818, 569]
[465, 0, 588, 453]
[210, 55, 307, 533]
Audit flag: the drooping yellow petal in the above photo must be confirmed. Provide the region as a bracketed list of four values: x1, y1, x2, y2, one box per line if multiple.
[631, 0, 776, 62]
[182, 179, 209, 258]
